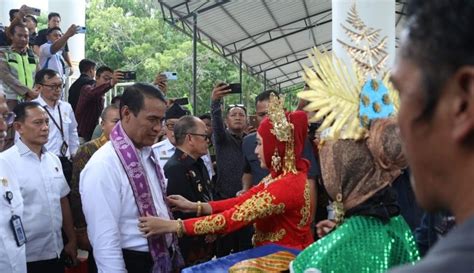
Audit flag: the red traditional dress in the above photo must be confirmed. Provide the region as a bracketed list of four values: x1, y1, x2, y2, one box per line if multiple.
[183, 172, 312, 250]
[183, 107, 314, 250]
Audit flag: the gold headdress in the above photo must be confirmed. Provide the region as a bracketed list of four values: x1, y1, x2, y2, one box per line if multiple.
[299, 3, 399, 141]
[266, 93, 296, 174]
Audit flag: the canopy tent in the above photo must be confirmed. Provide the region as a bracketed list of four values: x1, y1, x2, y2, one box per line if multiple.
[158, 0, 407, 89]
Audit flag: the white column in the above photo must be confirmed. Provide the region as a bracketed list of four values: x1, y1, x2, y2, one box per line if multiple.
[332, 0, 395, 74]
[48, 0, 86, 73]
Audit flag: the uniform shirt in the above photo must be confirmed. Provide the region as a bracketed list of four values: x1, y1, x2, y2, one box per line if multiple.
[39, 42, 66, 80]
[0, 139, 70, 262]
[80, 142, 171, 273]
[32, 95, 80, 157]
[0, 161, 26, 273]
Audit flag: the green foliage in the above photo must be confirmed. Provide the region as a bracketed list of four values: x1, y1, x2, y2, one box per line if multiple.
[85, 0, 263, 115]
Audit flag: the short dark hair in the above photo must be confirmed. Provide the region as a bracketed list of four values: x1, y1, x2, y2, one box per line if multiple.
[96, 66, 113, 78]
[198, 113, 211, 121]
[402, 0, 474, 120]
[48, 12, 61, 21]
[111, 95, 122, 105]
[13, 101, 42, 122]
[100, 104, 119, 121]
[119, 83, 166, 118]
[255, 90, 278, 106]
[9, 9, 19, 22]
[174, 116, 198, 146]
[79, 59, 96, 74]
[8, 22, 27, 36]
[47, 27, 62, 35]
[24, 15, 38, 26]
[35, 69, 60, 85]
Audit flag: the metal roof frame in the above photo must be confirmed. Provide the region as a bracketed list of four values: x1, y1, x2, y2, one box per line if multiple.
[157, 0, 407, 92]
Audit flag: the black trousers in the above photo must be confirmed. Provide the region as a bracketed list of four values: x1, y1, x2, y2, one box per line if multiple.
[27, 258, 64, 273]
[122, 249, 153, 273]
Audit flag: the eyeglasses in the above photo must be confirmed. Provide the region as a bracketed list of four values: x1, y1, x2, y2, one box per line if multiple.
[227, 104, 247, 113]
[40, 83, 63, 90]
[0, 112, 16, 125]
[188, 133, 210, 141]
[165, 122, 176, 130]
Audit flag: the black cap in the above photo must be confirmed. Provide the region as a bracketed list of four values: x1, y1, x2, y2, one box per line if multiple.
[165, 103, 188, 120]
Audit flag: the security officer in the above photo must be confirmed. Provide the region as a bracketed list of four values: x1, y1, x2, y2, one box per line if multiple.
[164, 115, 214, 266]
[152, 103, 188, 174]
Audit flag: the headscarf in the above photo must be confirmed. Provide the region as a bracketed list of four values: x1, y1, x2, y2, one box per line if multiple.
[257, 110, 309, 178]
[320, 118, 406, 210]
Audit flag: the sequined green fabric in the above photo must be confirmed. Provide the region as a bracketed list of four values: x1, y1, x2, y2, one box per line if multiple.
[291, 215, 420, 273]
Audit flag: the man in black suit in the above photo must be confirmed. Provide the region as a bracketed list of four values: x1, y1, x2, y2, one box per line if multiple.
[164, 115, 214, 266]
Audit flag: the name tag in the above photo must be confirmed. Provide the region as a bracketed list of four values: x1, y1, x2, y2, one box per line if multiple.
[10, 215, 26, 246]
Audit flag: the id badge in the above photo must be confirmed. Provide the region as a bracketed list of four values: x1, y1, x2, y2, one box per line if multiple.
[10, 215, 26, 246]
[60, 141, 69, 156]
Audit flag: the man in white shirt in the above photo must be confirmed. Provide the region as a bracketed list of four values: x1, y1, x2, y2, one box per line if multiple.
[80, 83, 183, 273]
[39, 25, 77, 82]
[32, 68, 79, 182]
[2, 101, 77, 273]
[0, 87, 26, 273]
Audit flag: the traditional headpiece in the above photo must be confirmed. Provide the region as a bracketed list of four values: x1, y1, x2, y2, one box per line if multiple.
[257, 94, 308, 177]
[298, 3, 405, 225]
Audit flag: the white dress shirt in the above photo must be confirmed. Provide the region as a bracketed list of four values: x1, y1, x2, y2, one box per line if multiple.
[0, 161, 26, 273]
[0, 140, 70, 262]
[33, 95, 80, 157]
[39, 43, 66, 80]
[80, 142, 171, 273]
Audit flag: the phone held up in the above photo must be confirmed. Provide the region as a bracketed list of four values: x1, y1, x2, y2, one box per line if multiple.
[76, 26, 86, 34]
[119, 71, 137, 81]
[163, 71, 178, 80]
[228, 83, 242, 94]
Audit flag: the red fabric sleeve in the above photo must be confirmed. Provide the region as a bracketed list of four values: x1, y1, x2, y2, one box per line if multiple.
[208, 183, 263, 213]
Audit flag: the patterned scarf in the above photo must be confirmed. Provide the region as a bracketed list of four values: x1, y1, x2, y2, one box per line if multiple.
[110, 122, 183, 272]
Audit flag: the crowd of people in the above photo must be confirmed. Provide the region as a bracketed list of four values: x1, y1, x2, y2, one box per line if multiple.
[1, 0, 474, 273]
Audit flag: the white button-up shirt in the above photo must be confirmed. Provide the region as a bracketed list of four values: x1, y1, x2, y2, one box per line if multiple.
[0, 161, 26, 273]
[33, 95, 79, 157]
[80, 142, 171, 273]
[0, 140, 70, 262]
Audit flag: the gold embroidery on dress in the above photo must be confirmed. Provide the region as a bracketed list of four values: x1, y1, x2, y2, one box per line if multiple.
[193, 214, 226, 235]
[231, 191, 285, 222]
[252, 228, 286, 245]
[298, 180, 311, 228]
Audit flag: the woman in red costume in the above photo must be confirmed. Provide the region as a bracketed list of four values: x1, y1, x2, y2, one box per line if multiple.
[138, 94, 314, 250]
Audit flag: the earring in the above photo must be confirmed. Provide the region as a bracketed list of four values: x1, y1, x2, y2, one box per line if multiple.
[333, 193, 344, 225]
[271, 148, 281, 172]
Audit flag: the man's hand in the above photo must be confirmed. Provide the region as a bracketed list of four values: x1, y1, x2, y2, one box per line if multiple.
[111, 70, 124, 86]
[211, 83, 231, 101]
[154, 73, 168, 95]
[75, 229, 91, 251]
[26, 88, 39, 101]
[63, 241, 79, 266]
[64, 24, 78, 39]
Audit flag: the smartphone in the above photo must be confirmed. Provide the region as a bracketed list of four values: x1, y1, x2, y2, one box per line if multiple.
[248, 115, 258, 128]
[26, 6, 41, 16]
[163, 71, 177, 80]
[76, 26, 86, 34]
[173, 97, 189, 105]
[228, 83, 242, 94]
[119, 71, 136, 81]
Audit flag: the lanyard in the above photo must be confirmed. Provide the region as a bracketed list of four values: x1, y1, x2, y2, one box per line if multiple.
[1, 177, 15, 216]
[43, 104, 68, 156]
